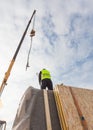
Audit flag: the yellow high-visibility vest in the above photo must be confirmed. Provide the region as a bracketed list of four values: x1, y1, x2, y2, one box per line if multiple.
[41, 69, 51, 80]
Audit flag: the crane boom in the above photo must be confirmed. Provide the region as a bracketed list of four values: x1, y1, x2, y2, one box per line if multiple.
[0, 10, 36, 97]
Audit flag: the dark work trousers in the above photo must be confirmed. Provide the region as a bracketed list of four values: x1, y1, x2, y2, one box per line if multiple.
[41, 79, 53, 90]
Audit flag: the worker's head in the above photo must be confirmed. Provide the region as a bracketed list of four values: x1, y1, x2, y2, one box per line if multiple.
[43, 68, 46, 70]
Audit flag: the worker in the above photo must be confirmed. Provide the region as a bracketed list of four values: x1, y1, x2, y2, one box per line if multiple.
[38, 69, 53, 90]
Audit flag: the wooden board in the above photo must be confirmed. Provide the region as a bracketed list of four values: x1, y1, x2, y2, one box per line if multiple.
[54, 85, 93, 130]
[43, 90, 52, 130]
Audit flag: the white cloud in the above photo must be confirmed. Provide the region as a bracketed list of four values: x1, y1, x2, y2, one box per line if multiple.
[0, 0, 93, 129]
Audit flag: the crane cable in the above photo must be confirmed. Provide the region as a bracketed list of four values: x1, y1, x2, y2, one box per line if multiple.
[26, 12, 36, 70]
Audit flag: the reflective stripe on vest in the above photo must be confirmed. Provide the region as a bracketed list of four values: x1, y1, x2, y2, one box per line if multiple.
[41, 69, 51, 80]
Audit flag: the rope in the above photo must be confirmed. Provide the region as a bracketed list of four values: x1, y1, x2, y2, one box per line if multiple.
[26, 13, 36, 70]
[26, 37, 33, 70]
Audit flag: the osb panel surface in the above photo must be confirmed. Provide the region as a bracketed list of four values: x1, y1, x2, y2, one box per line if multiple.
[72, 87, 93, 130]
[57, 85, 93, 130]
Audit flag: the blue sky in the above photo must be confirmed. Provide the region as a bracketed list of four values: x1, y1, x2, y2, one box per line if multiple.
[0, 0, 93, 129]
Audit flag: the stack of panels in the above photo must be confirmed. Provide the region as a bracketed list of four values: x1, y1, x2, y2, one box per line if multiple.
[12, 87, 46, 130]
[12, 87, 61, 130]
[54, 85, 93, 130]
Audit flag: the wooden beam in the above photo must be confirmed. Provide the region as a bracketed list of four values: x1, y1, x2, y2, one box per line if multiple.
[43, 90, 52, 130]
[54, 86, 68, 130]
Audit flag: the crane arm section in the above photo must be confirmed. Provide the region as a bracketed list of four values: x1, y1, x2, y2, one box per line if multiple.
[0, 10, 36, 97]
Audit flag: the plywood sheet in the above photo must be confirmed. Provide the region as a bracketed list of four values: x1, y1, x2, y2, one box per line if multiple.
[54, 85, 93, 130]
